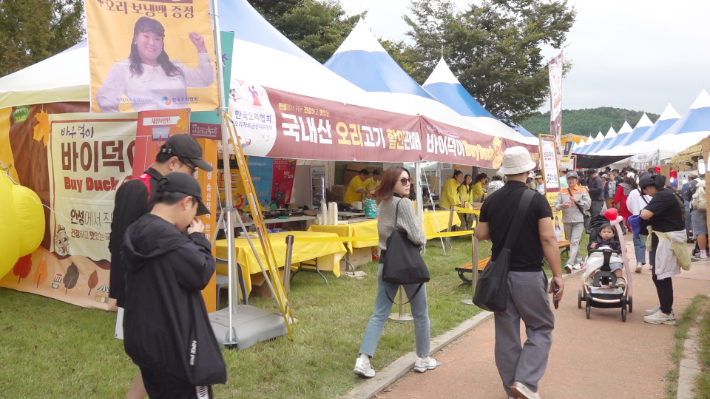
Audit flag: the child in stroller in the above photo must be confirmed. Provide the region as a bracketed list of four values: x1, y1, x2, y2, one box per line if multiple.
[583, 223, 626, 287]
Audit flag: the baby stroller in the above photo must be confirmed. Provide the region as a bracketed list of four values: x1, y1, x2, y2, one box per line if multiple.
[577, 213, 634, 322]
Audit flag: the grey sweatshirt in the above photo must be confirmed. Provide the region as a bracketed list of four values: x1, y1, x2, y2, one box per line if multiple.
[378, 196, 427, 251]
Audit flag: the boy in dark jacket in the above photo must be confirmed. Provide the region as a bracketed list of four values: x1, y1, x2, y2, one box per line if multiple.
[123, 172, 226, 398]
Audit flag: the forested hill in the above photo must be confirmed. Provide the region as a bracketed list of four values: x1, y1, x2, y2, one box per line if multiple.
[520, 107, 660, 137]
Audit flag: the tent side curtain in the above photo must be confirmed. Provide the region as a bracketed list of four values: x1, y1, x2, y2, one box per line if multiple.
[233, 87, 534, 167]
[575, 154, 630, 169]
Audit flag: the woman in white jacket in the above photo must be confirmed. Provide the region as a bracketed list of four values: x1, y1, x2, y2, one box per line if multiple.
[554, 171, 591, 272]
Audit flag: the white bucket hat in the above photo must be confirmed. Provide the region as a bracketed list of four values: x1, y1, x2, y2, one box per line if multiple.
[499, 146, 537, 175]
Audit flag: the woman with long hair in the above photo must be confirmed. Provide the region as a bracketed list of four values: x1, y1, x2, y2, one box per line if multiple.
[458, 174, 473, 229]
[96, 17, 215, 112]
[470, 173, 488, 202]
[353, 167, 438, 378]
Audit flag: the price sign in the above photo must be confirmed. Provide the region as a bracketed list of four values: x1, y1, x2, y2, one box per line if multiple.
[539, 135, 560, 193]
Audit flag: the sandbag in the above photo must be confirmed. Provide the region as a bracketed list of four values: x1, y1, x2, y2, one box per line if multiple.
[0, 174, 20, 278]
[12, 184, 45, 257]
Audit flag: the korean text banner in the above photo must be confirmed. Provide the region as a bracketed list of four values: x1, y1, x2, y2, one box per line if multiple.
[548, 53, 563, 152]
[86, 0, 218, 113]
[229, 83, 536, 166]
[47, 113, 138, 262]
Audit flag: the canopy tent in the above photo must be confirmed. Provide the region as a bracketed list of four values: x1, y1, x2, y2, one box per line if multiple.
[0, 41, 88, 108]
[323, 22, 539, 155]
[574, 137, 592, 153]
[589, 123, 625, 154]
[609, 104, 681, 156]
[598, 114, 653, 156]
[638, 90, 710, 160]
[578, 130, 607, 155]
[513, 124, 537, 138]
[420, 57, 538, 145]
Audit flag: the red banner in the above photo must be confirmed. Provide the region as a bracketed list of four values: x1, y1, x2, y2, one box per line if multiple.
[229, 87, 538, 166]
[272, 158, 296, 207]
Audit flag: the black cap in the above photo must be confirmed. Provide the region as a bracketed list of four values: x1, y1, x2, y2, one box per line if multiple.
[157, 173, 210, 216]
[359, 169, 370, 175]
[639, 174, 655, 190]
[373, 170, 380, 175]
[161, 134, 214, 171]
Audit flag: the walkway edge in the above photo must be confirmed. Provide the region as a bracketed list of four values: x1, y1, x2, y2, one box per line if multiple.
[342, 270, 583, 399]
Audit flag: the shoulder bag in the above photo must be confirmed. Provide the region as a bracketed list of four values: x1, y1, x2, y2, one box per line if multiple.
[473, 189, 534, 312]
[382, 199, 430, 303]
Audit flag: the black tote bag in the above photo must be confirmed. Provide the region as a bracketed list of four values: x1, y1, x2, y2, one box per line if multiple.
[473, 189, 534, 312]
[382, 200, 430, 303]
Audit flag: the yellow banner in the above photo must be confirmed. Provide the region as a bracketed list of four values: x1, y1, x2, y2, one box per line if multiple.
[86, 0, 219, 113]
[546, 192, 566, 242]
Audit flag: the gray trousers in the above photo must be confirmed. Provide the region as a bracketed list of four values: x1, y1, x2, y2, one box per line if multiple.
[495, 271, 555, 396]
[590, 200, 604, 217]
[563, 222, 585, 265]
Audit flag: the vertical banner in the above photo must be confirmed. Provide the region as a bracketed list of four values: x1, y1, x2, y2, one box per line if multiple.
[539, 134, 565, 242]
[86, 0, 218, 113]
[539, 134, 561, 193]
[37, 113, 137, 306]
[247, 157, 274, 209]
[47, 113, 138, 260]
[195, 139, 217, 312]
[272, 159, 296, 207]
[548, 53, 563, 154]
[132, 109, 190, 177]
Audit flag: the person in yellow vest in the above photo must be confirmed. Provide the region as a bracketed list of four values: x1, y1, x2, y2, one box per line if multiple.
[439, 170, 463, 210]
[458, 174, 473, 229]
[470, 173, 488, 202]
[363, 169, 381, 199]
[344, 169, 370, 205]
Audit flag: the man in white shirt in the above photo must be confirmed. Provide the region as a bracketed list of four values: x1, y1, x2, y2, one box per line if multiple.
[627, 171, 652, 273]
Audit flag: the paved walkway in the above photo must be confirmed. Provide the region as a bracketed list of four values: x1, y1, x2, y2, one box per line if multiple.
[378, 239, 710, 399]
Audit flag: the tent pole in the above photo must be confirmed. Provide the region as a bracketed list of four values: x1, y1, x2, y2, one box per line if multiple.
[210, 0, 238, 347]
[415, 162, 423, 248]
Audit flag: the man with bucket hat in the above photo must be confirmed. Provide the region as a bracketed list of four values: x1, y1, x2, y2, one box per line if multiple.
[476, 147, 563, 399]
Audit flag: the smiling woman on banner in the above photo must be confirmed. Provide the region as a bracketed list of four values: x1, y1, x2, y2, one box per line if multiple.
[96, 17, 215, 112]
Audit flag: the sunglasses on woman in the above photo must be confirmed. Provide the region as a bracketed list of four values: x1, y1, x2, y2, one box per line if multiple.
[400, 177, 411, 185]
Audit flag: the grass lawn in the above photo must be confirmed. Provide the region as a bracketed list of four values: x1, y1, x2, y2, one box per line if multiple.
[695, 295, 710, 398]
[0, 232, 582, 398]
[665, 294, 707, 397]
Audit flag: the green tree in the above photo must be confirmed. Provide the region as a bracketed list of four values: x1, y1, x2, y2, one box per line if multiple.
[0, 0, 84, 77]
[520, 107, 660, 136]
[248, 0, 361, 63]
[391, 0, 576, 124]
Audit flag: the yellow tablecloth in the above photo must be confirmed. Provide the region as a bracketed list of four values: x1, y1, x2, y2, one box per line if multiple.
[308, 220, 379, 253]
[215, 231, 347, 293]
[422, 210, 461, 235]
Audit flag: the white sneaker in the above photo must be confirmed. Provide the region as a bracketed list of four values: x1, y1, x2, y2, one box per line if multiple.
[413, 356, 441, 373]
[635, 262, 643, 273]
[573, 263, 582, 270]
[645, 306, 661, 316]
[644, 310, 676, 325]
[511, 381, 541, 399]
[565, 264, 572, 273]
[353, 357, 375, 378]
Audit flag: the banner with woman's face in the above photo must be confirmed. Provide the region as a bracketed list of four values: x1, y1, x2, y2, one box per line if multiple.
[86, 0, 219, 113]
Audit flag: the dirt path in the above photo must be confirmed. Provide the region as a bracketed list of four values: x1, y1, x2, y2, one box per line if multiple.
[378, 241, 710, 399]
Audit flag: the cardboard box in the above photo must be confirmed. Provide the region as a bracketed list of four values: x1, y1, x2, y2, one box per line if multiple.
[341, 246, 375, 270]
[249, 266, 286, 298]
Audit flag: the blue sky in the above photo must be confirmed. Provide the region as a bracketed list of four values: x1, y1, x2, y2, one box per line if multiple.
[341, 0, 710, 116]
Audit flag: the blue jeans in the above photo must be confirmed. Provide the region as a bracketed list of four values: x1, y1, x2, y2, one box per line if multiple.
[359, 264, 430, 358]
[633, 233, 647, 264]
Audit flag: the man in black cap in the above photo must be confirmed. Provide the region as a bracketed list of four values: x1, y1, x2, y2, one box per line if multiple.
[586, 169, 604, 217]
[108, 134, 214, 398]
[122, 172, 226, 398]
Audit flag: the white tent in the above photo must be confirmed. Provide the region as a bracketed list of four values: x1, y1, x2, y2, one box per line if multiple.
[638, 90, 710, 160]
[421, 57, 538, 145]
[608, 105, 680, 156]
